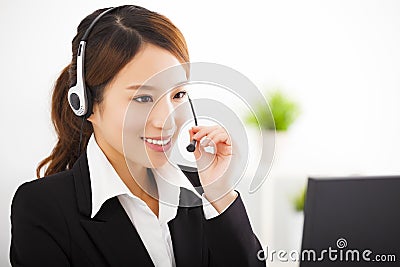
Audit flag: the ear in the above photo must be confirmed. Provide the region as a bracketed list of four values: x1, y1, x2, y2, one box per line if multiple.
[86, 103, 100, 125]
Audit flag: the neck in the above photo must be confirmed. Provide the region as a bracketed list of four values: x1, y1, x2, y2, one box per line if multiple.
[93, 133, 158, 202]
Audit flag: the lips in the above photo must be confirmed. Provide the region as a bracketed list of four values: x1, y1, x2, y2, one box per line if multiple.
[141, 136, 173, 152]
[140, 136, 172, 146]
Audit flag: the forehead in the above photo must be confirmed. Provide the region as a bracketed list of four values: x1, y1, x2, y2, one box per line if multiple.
[110, 43, 187, 92]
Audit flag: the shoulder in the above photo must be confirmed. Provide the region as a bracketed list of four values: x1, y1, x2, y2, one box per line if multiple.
[11, 169, 75, 213]
[10, 171, 73, 261]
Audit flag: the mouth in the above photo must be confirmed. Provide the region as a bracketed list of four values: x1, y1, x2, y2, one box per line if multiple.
[140, 136, 172, 146]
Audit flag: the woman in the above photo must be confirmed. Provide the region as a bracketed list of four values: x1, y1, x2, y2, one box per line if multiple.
[10, 5, 264, 267]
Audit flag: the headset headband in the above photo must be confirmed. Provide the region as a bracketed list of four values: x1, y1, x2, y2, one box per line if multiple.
[67, 7, 118, 118]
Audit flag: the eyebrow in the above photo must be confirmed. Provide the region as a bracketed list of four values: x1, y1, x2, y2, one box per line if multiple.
[126, 84, 156, 90]
[126, 83, 188, 91]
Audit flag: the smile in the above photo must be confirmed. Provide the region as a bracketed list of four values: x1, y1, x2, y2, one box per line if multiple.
[140, 136, 172, 146]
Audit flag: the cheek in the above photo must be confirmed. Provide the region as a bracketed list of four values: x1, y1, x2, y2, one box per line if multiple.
[99, 99, 129, 151]
[122, 104, 150, 156]
[104, 104, 125, 132]
[124, 117, 145, 136]
[122, 105, 154, 167]
[173, 115, 187, 139]
[123, 104, 150, 135]
[174, 103, 192, 132]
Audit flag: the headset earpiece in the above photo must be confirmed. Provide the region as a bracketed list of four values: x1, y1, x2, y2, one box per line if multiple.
[68, 41, 89, 117]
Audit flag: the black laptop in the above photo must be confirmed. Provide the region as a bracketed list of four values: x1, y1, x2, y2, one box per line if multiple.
[300, 175, 400, 267]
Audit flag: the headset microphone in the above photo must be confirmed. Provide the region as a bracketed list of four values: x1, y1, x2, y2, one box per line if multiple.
[186, 94, 198, 153]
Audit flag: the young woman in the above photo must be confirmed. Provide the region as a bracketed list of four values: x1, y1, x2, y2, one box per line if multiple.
[10, 5, 264, 267]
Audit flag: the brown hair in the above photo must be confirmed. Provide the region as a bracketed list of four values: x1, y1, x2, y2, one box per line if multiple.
[36, 5, 190, 178]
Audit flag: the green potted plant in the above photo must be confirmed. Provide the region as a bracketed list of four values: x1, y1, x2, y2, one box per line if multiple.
[245, 88, 301, 132]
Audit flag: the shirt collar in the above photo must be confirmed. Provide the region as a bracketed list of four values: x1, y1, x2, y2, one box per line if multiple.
[86, 133, 202, 220]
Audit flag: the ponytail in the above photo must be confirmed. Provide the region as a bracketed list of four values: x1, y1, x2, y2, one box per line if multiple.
[35, 65, 93, 178]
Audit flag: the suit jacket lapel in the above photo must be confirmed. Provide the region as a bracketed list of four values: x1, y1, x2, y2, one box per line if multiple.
[72, 152, 154, 267]
[80, 197, 155, 267]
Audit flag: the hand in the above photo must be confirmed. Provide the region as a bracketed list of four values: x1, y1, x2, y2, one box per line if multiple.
[189, 125, 237, 209]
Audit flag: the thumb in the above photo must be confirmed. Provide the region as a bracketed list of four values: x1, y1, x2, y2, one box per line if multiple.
[188, 128, 199, 159]
[188, 128, 213, 169]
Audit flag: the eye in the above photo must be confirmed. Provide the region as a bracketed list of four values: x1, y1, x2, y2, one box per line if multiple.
[133, 95, 153, 103]
[174, 91, 187, 99]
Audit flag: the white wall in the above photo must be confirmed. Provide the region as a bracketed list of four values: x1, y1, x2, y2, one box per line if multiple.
[1, 0, 399, 266]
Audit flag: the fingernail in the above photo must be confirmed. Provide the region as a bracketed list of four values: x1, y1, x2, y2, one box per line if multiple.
[200, 138, 209, 147]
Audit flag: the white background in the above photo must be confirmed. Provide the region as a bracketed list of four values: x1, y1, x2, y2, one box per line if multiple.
[1, 0, 399, 266]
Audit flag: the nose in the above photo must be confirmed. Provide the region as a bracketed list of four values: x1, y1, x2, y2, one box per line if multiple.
[149, 95, 176, 131]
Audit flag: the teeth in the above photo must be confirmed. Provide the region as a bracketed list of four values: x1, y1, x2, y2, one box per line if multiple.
[143, 137, 171, 146]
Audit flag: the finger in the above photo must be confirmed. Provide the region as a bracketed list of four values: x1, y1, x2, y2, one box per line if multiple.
[209, 132, 231, 146]
[188, 128, 195, 140]
[200, 129, 224, 147]
[200, 136, 212, 147]
[191, 125, 215, 130]
[192, 125, 220, 137]
[205, 128, 225, 141]
[192, 125, 220, 141]
[194, 133, 216, 161]
[188, 128, 207, 156]
[189, 127, 207, 143]
[202, 133, 232, 156]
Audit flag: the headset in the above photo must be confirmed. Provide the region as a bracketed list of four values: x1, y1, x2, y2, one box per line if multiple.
[67, 6, 198, 155]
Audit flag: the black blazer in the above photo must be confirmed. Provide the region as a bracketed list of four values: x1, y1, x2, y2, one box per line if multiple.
[10, 150, 265, 267]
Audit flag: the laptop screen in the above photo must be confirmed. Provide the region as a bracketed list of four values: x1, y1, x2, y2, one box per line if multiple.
[300, 175, 400, 267]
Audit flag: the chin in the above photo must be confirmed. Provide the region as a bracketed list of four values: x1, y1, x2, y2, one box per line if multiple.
[148, 157, 169, 169]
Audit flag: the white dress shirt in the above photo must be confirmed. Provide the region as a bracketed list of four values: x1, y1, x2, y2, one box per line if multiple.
[86, 133, 234, 267]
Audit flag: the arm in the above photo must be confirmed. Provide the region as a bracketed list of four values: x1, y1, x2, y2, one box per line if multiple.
[202, 190, 266, 267]
[10, 182, 71, 267]
[201, 191, 237, 219]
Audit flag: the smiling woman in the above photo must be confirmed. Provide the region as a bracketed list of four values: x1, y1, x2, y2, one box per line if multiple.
[9, 4, 265, 267]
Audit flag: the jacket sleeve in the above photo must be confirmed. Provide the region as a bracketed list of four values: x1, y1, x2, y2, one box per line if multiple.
[10, 181, 71, 267]
[203, 190, 266, 267]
